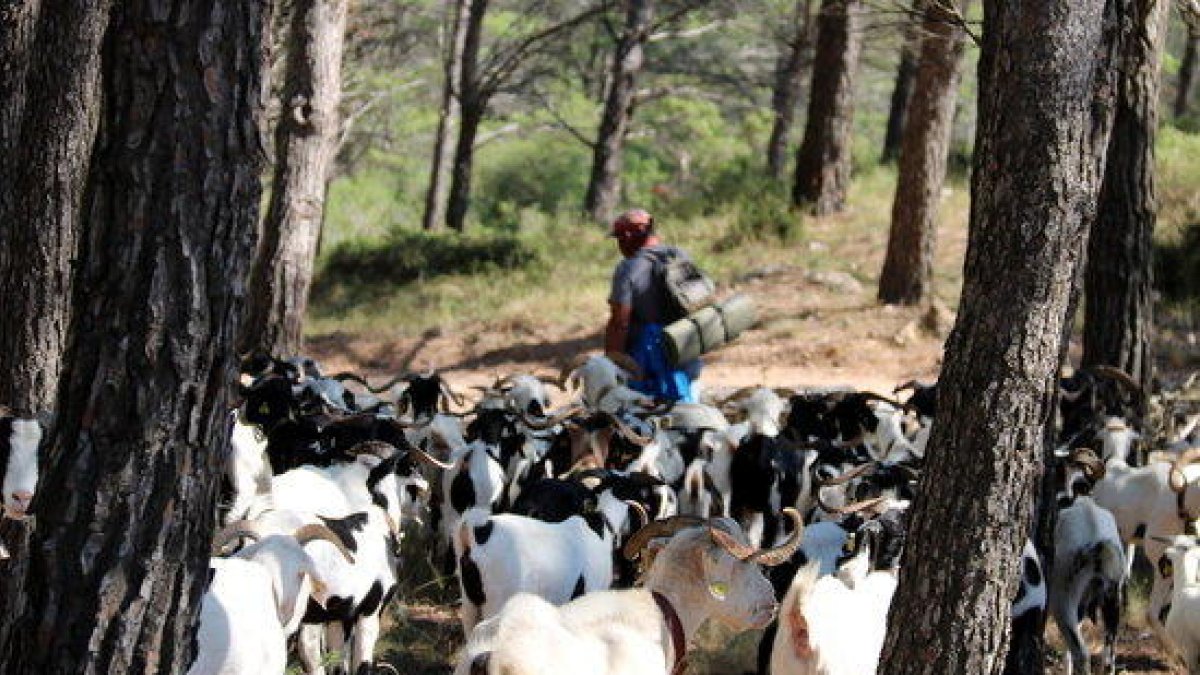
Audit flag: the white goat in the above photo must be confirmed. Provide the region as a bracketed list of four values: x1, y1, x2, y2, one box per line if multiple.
[0, 413, 40, 521]
[455, 510, 804, 675]
[1155, 534, 1200, 673]
[1050, 496, 1125, 675]
[189, 525, 351, 675]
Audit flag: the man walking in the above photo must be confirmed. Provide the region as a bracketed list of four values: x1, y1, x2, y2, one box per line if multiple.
[604, 208, 701, 402]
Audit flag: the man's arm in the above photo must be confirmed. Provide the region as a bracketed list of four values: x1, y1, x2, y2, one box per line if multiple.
[605, 300, 633, 357]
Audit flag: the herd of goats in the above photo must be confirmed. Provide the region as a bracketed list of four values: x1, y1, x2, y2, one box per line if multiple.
[2, 353, 1200, 674]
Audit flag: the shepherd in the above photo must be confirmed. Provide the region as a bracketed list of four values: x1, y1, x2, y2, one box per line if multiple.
[605, 208, 703, 402]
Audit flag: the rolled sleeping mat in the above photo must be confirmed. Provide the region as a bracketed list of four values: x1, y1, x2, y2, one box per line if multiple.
[664, 293, 758, 365]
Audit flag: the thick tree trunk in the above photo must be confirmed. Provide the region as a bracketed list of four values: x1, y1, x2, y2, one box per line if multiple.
[766, 0, 814, 179]
[878, 0, 1124, 673]
[792, 0, 862, 215]
[1178, 35, 1199, 118]
[0, 0, 111, 660]
[584, 0, 655, 223]
[1083, 0, 1168, 393]
[880, 1, 921, 164]
[243, 0, 349, 357]
[422, 0, 469, 232]
[877, 0, 967, 306]
[445, 0, 487, 233]
[0, 0, 268, 672]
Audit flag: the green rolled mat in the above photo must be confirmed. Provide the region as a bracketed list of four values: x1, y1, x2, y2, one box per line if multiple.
[664, 293, 758, 365]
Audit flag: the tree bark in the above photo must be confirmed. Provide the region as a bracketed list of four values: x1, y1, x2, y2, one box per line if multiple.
[1083, 0, 1168, 393]
[584, 0, 655, 223]
[1179, 35, 1199, 118]
[243, 0, 349, 357]
[766, 0, 814, 179]
[792, 0, 863, 215]
[0, 0, 268, 671]
[422, 0, 469, 232]
[445, 0, 487, 233]
[0, 0, 112, 660]
[877, 0, 967, 306]
[878, 0, 1125, 673]
[880, 1, 922, 164]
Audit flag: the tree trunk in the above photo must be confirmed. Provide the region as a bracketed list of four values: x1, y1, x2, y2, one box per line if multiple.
[0, 0, 111, 660]
[422, 0, 469, 232]
[1178, 35, 1198, 118]
[792, 0, 863, 215]
[0, 0, 268, 671]
[877, 0, 967, 306]
[1083, 0, 1168, 393]
[766, 0, 814, 179]
[445, 0, 487, 233]
[243, 0, 349, 358]
[584, 0, 655, 223]
[878, 0, 1125, 673]
[880, 1, 921, 164]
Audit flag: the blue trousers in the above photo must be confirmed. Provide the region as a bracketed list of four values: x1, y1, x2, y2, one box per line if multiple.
[627, 323, 700, 403]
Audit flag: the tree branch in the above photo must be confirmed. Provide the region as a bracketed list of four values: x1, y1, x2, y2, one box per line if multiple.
[648, 19, 729, 42]
[478, 3, 609, 97]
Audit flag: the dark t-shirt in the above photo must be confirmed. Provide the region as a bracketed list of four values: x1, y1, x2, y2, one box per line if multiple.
[608, 244, 687, 326]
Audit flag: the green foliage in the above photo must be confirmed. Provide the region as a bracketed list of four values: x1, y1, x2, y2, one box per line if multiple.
[1154, 127, 1200, 308]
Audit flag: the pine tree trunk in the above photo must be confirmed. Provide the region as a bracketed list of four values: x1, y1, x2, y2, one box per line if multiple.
[881, 1, 922, 164]
[422, 0, 469, 232]
[877, 0, 967, 306]
[0, 0, 268, 671]
[766, 0, 813, 179]
[792, 0, 863, 215]
[584, 0, 654, 223]
[1178, 35, 1198, 119]
[1083, 0, 1168, 393]
[243, 0, 349, 357]
[445, 0, 487, 233]
[877, 0, 1125, 672]
[0, 0, 111, 660]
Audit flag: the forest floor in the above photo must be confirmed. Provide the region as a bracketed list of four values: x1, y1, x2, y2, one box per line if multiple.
[307, 188, 1198, 674]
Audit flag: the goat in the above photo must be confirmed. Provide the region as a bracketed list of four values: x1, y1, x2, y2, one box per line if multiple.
[455, 509, 804, 675]
[0, 410, 41, 522]
[1153, 535, 1200, 673]
[189, 524, 352, 675]
[1049, 496, 1125, 675]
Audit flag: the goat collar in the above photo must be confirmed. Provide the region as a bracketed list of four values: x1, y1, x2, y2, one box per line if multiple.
[652, 591, 687, 675]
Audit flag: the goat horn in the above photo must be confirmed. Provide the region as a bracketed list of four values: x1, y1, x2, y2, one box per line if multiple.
[715, 387, 759, 407]
[356, 373, 414, 395]
[626, 501, 650, 533]
[817, 462, 876, 487]
[1169, 448, 1200, 493]
[212, 520, 261, 553]
[623, 515, 706, 561]
[1068, 446, 1106, 482]
[521, 403, 585, 430]
[772, 387, 797, 399]
[748, 508, 805, 566]
[816, 490, 887, 516]
[411, 443, 455, 471]
[606, 412, 655, 446]
[858, 392, 904, 408]
[439, 379, 467, 410]
[1087, 365, 1144, 395]
[707, 517, 757, 560]
[557, 355, 592, 390]
[293, 524, 355, 564]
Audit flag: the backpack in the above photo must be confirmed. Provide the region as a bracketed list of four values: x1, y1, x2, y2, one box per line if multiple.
[650, 247, 716, 323]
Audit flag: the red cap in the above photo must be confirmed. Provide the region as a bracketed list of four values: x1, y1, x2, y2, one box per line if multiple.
[610, 208, 653, 238]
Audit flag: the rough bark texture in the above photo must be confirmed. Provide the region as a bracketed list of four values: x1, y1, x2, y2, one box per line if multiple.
[1083, 0, 1168, 393]
[1178, 35, 1198, 118]
[766, 0, 813, 179]
[584, 0, 655, 223]
[422, 0, 469, 231]
[877, 0, 967, 306]
[0, 0, 268, 672]
[243, 0, 349, 357]
[792, 0, 862, 215]
[881, 1, 922, 164]
[446, 0, 487, 232]
[0, 0, 40, 186]
[878, 0, 1124, 673]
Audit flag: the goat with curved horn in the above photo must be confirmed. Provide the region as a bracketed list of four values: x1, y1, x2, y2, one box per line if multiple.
[748, 508, 805, 565]
[623, 515, 707, 561]
[817, 462, 877, 487]
[816, 492, 888, 516]
[1068, 447, 1106, 482]
[212, 520, 262, 554]
[605, 412, 656, 446]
